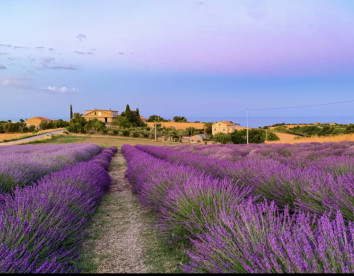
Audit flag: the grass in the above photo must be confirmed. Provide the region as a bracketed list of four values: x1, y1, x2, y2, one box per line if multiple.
[23, 133, 180, 148]
[140, 210, 189, 273]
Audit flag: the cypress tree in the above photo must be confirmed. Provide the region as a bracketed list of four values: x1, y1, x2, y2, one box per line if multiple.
[70, 104, 73, 119]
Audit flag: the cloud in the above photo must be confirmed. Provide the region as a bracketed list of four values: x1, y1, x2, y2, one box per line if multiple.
[1, 77, 35, 89]
[0, 64, 7, 69]
[43, 86, 78, 94]
[118, 52, 125, 55]
[13, 46, 29, 49]
[195, 1, 203, 5]
[35, 46, 45, 50]
[47, 48, 55, 51]
[74, 51, 94, 55]
[76, 34, 87, 41]
[43, 64, 78, 70]
[0, 44, 12, 48]
[0, 52, 8, 55]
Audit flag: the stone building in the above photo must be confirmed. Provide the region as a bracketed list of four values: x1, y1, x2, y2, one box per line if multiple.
[82, 108, 118, 124]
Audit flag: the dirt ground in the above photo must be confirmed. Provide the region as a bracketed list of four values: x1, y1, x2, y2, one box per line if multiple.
[80, 153, 151, 273]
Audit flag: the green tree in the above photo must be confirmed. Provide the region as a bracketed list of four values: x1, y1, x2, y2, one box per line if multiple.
[212, 132, 231, 144]
[112, 115, 132, 128]
[147, 115, 165, 122]
[204, 122, 213, 135]
[345, 124, 354, 134]
[70, 104, 73, 119]
[173, 116, 188, 122]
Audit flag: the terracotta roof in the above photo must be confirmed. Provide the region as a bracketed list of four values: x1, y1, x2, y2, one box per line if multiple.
[216, 121, 235, 126]
[28, 117, 50, 121]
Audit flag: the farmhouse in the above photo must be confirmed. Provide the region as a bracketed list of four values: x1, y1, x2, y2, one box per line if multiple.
[82, 108, 118, 124]
[140, 115, 147, 122]
[26, 117, 51, 128]
[212, 121, 236, 135]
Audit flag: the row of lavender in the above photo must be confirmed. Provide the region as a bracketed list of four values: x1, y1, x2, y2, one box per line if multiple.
[0, 145, 117, 273]
[122, 144, 353, 273]
[0, 143, 102, 193]
[135, 143, 354, 221]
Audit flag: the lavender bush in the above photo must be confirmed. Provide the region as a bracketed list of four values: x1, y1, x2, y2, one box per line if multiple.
[0, 143, 102, 193]
[0, 146, 117, 273]
[122, 143, 354, 273]
[184, 200, 353, 273]
[135, 143, 354, 220]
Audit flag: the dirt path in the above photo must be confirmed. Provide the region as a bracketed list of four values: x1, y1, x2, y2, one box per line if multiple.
[80, 153, 150, 273]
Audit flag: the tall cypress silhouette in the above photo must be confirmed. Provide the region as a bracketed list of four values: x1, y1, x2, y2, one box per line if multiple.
[70, 104, 73, 119]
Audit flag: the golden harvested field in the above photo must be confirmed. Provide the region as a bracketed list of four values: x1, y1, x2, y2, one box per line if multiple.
[0, 128, 64, 142]
[267, 132, 354, 144]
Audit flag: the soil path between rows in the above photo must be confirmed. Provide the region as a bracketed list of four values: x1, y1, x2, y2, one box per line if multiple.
[80, 153, 151, 273]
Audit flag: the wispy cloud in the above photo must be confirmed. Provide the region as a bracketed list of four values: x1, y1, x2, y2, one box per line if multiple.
[35, 46, 45, 49]
[76, 34, 87, 41]
[43, 65, 78, 70]
[0, 52, 7, 55]
[74, 50, 94, 55]
[0, 64, 7, 69]
[13, 46, 29, 49]
[0, 44, 12, 48]
[43, 86, 78, 94]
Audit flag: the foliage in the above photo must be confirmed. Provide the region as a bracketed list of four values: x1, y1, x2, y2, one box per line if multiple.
[231, 129, 279, 144]
[203, 122, 213, 135]
[212, 133, 232, 144]
[173, 116, 188, 122]
[147, 115, 168, 122]
[114, 104, 145, 127]
[273, 125, 346, 137]
[345, 124, 354, 134]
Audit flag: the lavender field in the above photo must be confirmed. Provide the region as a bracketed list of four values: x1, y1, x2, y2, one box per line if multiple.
[122, 141, 354, 273]
[0, 144, 118, 272]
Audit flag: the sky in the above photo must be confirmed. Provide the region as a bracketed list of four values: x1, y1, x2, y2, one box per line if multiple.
[0, 0, 354, 127]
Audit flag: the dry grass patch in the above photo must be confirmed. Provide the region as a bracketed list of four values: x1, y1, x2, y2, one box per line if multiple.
[0, 128, 64, 143]
[267, 132, 354, 144]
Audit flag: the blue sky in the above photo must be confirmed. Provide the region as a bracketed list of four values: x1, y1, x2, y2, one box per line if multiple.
[0, 0, 353, 126]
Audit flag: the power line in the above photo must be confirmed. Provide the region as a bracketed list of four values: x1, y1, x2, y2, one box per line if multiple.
[247, 99, 354, 111]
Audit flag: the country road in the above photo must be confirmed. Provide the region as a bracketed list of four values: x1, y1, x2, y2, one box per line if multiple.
[0, 129, 65, 146]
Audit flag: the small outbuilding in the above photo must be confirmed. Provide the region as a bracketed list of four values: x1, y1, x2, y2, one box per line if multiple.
[190, 134, 207, 143]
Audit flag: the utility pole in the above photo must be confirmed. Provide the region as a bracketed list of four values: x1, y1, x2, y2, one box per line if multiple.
[246, 108, 249, 144]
